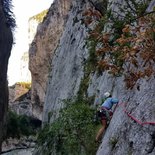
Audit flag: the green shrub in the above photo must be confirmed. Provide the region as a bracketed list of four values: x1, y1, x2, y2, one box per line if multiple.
[6, 111, 38, 139]
[37, 99, 99, 155]
[109, 137, 118, 150]
[6, 111, 20, 138]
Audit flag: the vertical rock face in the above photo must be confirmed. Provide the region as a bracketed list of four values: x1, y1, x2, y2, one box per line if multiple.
[95, 1, 155, 154]
[30, 0, 155, 154]
[29, 0, 72, 107]
[89, 74, 155, 155]
[43, 0, 96, 123]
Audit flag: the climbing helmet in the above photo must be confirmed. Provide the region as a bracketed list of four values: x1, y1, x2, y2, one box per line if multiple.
[104, 92, 111, 98]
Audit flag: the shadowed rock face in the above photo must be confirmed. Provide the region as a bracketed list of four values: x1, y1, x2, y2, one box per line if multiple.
[29, 0, 72, 110]
[0, 0, 14, 151]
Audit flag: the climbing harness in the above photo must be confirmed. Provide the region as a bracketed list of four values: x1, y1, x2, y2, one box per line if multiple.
[96, 107, 113, 126]
[101, 107, 112, 122]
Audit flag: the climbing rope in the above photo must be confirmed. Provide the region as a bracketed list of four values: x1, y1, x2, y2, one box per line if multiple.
[118, 103, 155, 126]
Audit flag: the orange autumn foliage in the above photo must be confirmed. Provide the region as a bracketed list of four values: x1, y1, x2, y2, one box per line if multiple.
[84, 8, 155, 89]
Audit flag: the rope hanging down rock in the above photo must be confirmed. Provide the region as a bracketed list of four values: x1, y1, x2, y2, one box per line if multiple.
[118, 103, 155, 126]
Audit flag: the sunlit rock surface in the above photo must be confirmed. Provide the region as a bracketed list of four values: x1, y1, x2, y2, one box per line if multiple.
[9, 85, 42, 120]
[28, 10, 48, 45]
[29, 0, 72, 108]
[19, 52, 31, 83]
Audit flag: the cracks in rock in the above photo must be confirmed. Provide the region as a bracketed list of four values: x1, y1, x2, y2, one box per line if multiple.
[129, 141, 133, 148]
[146, 131, 155, 153]
[151, 131, 155, 150]
[87, 0, 108, 15]
[128, 141, 133, 155]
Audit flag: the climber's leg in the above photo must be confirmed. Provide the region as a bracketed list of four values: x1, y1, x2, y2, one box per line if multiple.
[95, 119, 107, 142]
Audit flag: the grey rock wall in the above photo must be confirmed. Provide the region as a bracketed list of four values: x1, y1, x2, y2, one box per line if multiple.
[43, 0, 94, 123]
[35, 0, 155, 154]
[29, 0, 72, 107]
[93, 75, 155, 155]
[92, 1, 155, 154]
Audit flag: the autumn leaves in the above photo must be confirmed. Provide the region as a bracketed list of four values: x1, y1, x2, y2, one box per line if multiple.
[83, 5, 155, 89]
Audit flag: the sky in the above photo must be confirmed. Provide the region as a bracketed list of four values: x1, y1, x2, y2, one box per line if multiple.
[8, 0, 53, 85]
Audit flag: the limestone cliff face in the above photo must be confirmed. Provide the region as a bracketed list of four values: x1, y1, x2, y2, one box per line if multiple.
[96, 77, 155, 155]
[42, 0, 113, 122]
[95, 2, 155, 154]
[31, 0, 155, 154]
[43, 0, 93, 123]
[29, 0, 72, 107]
[88, 72, 155, 155]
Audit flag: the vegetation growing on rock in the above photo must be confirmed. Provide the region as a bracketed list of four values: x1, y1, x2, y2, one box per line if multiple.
[84, 0, 155, 89]
[37, 99, 99, 155]
[33, 0, 155, 155]
[29, 10, 48, 23]
[5, 110, 41, 139]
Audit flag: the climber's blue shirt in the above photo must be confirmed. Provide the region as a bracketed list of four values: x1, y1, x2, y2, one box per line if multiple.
[101, 97, 119, 110]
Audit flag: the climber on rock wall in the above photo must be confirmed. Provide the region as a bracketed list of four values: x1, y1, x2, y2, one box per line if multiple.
[95, 92, 119, 142]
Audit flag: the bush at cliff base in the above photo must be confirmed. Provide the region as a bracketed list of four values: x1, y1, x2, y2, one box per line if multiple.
[37, 99, 99, 155]
[6, 110, 39, 139]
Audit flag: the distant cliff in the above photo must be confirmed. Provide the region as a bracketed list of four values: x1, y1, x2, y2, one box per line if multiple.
[19, 52, 31, 83]
[29, 0, 155, 154]
[28, 10, 48, 45]
[29, 0, 72, 107]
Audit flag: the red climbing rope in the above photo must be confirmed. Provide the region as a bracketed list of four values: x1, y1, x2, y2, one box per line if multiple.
[118, 102, 155, 126]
